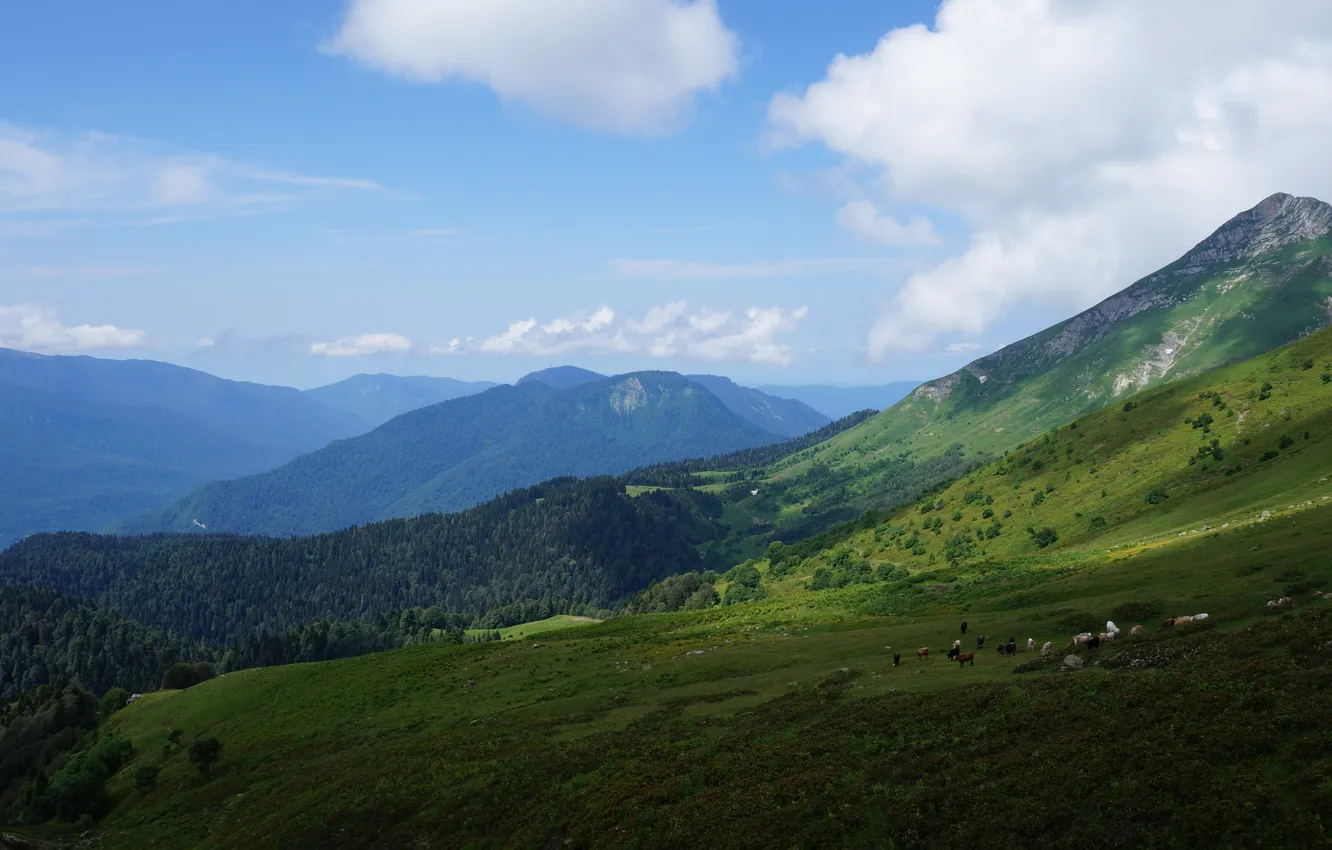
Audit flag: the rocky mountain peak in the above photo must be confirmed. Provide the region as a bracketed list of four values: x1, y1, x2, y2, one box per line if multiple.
[1178, 193, 1332, 270]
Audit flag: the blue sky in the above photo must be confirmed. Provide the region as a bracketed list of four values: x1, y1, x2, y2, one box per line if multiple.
[3, 1, 1331, 388]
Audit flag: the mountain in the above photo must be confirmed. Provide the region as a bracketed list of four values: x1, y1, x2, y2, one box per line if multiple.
[125, 372, 780, 537]
[764, 323, 1332, 580]
[306, 373, 497, 426]
[685, 374, 831, 437]
[515, 365, 605, 389]
[0, 349, 367, 547]
[757, 381, 921, 419]
[767, 193, 1332, 488]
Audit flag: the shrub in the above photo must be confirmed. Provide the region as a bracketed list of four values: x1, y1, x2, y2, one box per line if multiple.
[875, 564, 910, 583]
[1122, 400, 1137, 412]
[1111, 601, 1162, 621]
[99, 687, 130, 718]
[1260, 450, 1279, 462]
[981, 507, 994, 519]
[1089, 516, 1108, 531]
[943, 533, 977, 565]
[1322, 372, 1331, 384]
[1278, 434, 1295, 450]
[135, 765, 159, 793]
[188, 737, 223, 779]
[809, 568, 834, 591]
[1145, 486, 1169, 505]
[1027, 526, 1059, 549]
[1301, 357, 1314, 370]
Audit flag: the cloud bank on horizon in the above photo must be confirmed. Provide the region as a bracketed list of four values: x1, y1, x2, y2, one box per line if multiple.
[769, 0, 1332, 359]
[308, 302, 810, 367]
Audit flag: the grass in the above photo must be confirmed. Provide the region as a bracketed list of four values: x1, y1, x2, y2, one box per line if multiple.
[87, 500, 1332, 848]
[779, 327, 1332, 574]
[463, 614, 602, 641]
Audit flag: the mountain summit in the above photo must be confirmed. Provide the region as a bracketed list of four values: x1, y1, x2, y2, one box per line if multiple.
[778, 193, 1332, 484]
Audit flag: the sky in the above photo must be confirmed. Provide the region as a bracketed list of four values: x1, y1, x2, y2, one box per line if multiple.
[2, 0, 1332, 389]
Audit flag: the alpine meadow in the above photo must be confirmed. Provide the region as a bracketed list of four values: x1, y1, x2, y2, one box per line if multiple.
[4, 2, 1332, 848]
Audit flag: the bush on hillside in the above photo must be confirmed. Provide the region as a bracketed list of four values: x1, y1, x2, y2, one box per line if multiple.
[99, 687, 130, 718]
[1027, 527, 1059, 548]
[1145, 486, 1169, 505]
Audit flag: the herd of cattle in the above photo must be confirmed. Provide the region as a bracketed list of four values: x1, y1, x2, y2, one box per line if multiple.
[890, 590, 1323, 669]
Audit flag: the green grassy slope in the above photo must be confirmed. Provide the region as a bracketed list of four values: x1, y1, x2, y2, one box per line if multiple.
[779, 326, 1332, 576]
[761, 194, 1332, 503]
[84, 507, 1332, 848]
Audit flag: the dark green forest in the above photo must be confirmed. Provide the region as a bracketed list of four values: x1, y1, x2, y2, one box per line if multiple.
[1, 479, 721, 643]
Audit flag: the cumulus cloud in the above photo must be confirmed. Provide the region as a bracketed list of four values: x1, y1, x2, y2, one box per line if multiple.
[0, 304, 147, 352]
[944, 342, 982, 354]
[309, 333, 413, 357]
[609, 256, 902, 280]
[472, 302, 809, 365]
[0, 124, 384, 214]
[835, 201, 939, 247]
[768, 0, 1332, 357]
[324, 0, 739, 134]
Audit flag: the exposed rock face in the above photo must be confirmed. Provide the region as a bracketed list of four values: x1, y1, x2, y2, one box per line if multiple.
[610, 377, 647, 413]
[1176, 193, 1332, 270]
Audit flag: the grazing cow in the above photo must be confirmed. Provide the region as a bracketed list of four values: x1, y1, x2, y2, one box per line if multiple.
[977, 635, 986, 649]
[1174, 615, 1194, 626]
[1130, 625, 1143, 636]
[953, 639, 962, 649]
[1041, 641, 1053, 655]
[996, 643, 1006, 655]
[956, 652, 975, 667]
[1193, 613, 1209, 621]
[1106, 620, 1120, 636]
[1006, 638, 1017, 655]
[917, 647, 930, 660]
[1027, 638, 1035, 652]
[961, 621, 969, 635]
[1086, 635, 1101, 650]
[1162, 617, 1176, 629]
[947, 646, 961, 661]
[1070, 633, 1091, 647]
[893, 652, 901, 667]
[1313, 591, 1323, 599]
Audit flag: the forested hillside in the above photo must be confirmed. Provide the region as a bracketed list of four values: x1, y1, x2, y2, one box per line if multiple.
[306, 373, 496, 425]
[0, 587, 208, 700]
[128, 373, 779, 537]
[0, 349, 366, 546]
[2, 479, 722, 642]
[684, 374, 830, 437]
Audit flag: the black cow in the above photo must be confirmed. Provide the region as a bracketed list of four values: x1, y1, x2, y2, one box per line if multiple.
[893, 652, 901, 667]
[1087, 635, 1102, 650]
[976, 635, 986, 649]
[961, 621, 969, 635]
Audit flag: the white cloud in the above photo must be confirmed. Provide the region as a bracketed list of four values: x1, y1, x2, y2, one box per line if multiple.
[609, 256, 903, 280]
[835, 200, 939, 247]
[324, 0, 739, 134]
[0, 124, 384, 215]
[473, 302, 808, 365]
[768, 0, 1332, 357]
[309, 332, 413, 357]
[197, 337, 217, 350]
[0, 304, 147, 352]
[944, 341, 982, 354]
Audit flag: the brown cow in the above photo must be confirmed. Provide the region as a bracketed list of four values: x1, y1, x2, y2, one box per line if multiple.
[955, 652, 975, 667]
[916, 647, 930, 660]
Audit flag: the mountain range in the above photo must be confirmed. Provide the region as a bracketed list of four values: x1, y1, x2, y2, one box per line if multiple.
[0, 350, 367, 547]
[125, 372, 792, 537]
[757, 381, 921, 419]
[305, 373, 498, 426]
